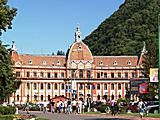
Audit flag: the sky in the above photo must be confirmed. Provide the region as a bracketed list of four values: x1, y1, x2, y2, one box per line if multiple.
[2, 0, 125, 55]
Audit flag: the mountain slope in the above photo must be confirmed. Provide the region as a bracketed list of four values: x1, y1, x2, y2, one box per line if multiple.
[83, 0, 160, 57]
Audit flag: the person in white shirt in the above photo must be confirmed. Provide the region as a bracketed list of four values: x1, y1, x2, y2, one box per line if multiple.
[43, 100, 48, 113]
[138, 99, 145, 118]
[64, 99, 68, 113]
[78, 98, 82, 114]
[56, 101, 60, 113]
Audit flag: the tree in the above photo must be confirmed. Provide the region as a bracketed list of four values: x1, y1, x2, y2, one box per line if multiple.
[0, 0, 17, 35]
[0, 0, 20, 102]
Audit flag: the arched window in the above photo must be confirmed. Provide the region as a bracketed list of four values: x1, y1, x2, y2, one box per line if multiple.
[118, 94, 121, 98]
[48, 95, 50, 101]
[27, 95, 29, 101]
[27, 83, 30, 90]
[17, 95, 19, 101]
[79, 70, 83, 78]
[41, 83, 43, 90]
[118, 83, 121, 90]
[55, 83, 58, 90]
[104, 84, 107, 90]
[97, 95, 100, 100]
[41, 95, 43, 101]
[34, 83, 37, 90]
[111, 94, 114, 100]
[111, 84, 114, 90]
[87, 70, 90, 78]
[61, 83, 64, 90]
[47, 83, 50, 90]
[97, 84, 100, 90]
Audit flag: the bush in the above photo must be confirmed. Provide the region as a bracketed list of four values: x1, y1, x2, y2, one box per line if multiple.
[30, 106, 40, 111]
[0, 106, 16, 115]
[97, 104, 108, 113]
[119, 106, 127, 114]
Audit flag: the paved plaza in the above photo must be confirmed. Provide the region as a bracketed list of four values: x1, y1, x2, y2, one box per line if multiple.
[18, 110, 160, 120]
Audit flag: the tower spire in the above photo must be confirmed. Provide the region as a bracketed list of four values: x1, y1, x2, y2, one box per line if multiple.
[11, 41, 17, 51]
[141, 41, 147, 55]
[75, 24, 81, 42]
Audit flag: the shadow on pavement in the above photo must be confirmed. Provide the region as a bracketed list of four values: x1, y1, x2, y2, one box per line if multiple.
[84, 118, 130, 120]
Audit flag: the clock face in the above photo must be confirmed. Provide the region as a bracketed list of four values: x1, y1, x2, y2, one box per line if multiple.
[78, 63, 84, 69]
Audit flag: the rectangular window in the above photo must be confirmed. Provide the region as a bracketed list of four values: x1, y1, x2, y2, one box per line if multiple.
[61, 73, 64, 78]
[16, 72, 20, 77]
[27, 72, 30, 77]
[132, 72, 135, 78]
[17, 95, 19, 101]
[118, 73, 121, 78]
[40, 72, 44, 78]
[125, 72, 128, 78]
[41, 95, 43, 101]
[101, 72, 103, 76]
[111, 73, 114, 78]
[47, 72, 50, 78]
[33, 72, 37, 78]
[104, 73, 107, 78]
[54, 73, 58, 78]
[97, 73, 100, 78]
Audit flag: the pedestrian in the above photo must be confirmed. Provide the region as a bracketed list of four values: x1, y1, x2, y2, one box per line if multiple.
[78, 98, 82, 114]
[138, 99, 145, 118]
[51, 99, 55, 113]
[64, 99, 68, 113]
[82, 101, 85, 113]
[43, 100, 48, 113]
[110, 98, 115, 116]
[67, 99, 71, 114]
[59, 100, 64, 113]
[56, 101, 59, 113]
[72, 99, 77, 114]
[25, 100, 29, 114]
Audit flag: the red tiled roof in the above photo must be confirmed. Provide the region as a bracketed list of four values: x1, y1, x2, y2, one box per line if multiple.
[16, 54, 66, 66]
[93, 56, 138, 67]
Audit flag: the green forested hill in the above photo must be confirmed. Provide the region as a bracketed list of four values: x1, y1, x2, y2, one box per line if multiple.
[83, 0, 160, 57]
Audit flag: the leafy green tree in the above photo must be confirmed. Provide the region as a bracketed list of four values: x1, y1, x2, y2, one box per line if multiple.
[0, 0, 20, 102]
[0, 0, 17, 35]
[83, 0, 159, 68]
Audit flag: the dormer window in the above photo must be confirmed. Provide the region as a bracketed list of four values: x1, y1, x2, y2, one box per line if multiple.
[57, 60, 60, 65]
[42, 60, 46, 65]
[113, 61, 117, 65]
[128, 60, 131, 65]
[99, 61, 103, 65]
[28, 60, 32, 65]
[78, 44, 82, 49]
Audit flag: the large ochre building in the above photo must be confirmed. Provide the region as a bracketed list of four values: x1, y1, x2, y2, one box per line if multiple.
[10, 26, 144, 104]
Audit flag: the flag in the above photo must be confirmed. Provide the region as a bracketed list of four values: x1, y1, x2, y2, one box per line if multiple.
[92, 83, 96, 94]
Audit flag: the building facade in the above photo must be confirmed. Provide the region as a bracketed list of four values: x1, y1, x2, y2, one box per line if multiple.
[10, 26, 144, 104]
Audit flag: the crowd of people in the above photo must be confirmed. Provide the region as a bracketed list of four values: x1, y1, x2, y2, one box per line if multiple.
[24, 97, 151, 119]
[49, 98, 85, 114]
